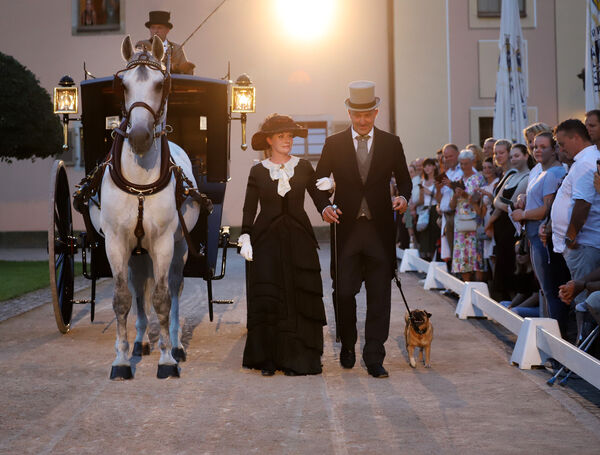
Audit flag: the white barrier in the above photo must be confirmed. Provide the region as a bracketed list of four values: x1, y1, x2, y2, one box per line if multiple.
[472, 290, 524, 334]
[535, 326, 600, 389]
[455, 282, 490, 319]
[423, 261, 464, 295]
[423, 262, 448, 290]
[399, 248, 430, 274]
[510, 318, 561, 368]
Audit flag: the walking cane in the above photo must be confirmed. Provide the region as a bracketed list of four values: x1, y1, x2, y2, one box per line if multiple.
[331, 204, 340, 342]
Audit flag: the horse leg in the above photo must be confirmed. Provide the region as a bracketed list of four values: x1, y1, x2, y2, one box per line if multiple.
[106, 240, 134, 380]
[169, 239, 187, 363]
[130, 255, 152, 356]
[151, 239, 179, 379]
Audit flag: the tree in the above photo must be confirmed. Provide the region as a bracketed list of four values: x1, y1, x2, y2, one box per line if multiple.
[0, 52, 63, 162]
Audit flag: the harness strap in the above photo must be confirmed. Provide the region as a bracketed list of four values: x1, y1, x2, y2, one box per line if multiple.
[108, 127, 173, 196]
[174, 166, 213, 259]
[133, 195, 147, 255]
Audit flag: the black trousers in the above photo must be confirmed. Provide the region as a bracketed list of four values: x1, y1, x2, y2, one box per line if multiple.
[336, 218, 391, 366]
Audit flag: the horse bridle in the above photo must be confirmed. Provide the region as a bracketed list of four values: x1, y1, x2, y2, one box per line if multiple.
[113, 50, 171, 136]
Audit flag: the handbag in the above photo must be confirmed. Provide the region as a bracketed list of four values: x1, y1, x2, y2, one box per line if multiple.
[416, 206, 430, 232]
[476, 224, 490, 240]
[455, 213, 477, 232]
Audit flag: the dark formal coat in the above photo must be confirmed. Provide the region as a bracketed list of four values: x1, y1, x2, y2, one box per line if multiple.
[314, 127, 412, 275]
[242, 159, 321, 245]
[135, 39, 195, 75]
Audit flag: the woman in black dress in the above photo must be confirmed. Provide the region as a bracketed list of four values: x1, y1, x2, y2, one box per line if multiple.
[238, 114, 328, 376]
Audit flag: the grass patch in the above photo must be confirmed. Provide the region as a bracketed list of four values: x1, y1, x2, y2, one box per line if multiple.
[0, 260, 83, 302]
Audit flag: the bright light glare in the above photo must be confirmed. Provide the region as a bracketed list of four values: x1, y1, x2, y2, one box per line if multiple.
[276, 0, 335, 40]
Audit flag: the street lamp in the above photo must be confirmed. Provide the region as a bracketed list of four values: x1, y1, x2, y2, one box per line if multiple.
[230, 74, 256, 150]
[53, 75, 78, 151]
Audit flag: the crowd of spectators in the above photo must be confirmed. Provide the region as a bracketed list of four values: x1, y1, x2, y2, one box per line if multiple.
[398, 114, 600, 345]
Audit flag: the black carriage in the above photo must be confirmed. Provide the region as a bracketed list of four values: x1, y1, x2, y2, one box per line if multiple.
[49, 73, 241, 333]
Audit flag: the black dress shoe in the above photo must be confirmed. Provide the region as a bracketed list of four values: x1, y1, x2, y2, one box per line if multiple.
[340, 348, 356, 369]
[284, 369, 298, 376]
[367, 364, 389, 378]
[261, 369, 275, 376]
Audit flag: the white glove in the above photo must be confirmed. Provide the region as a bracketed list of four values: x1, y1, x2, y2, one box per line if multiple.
[238, 233, 253, 261]
[316, 177, 335, 191]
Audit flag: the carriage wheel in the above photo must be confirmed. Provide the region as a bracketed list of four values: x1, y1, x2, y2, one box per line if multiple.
[48, 160, 75, 333]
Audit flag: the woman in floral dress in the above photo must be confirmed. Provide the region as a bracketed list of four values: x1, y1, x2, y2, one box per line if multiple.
[450, 149, 485, 281]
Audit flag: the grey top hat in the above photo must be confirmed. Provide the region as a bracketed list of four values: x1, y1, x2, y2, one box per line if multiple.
[344, 80, 381, 112]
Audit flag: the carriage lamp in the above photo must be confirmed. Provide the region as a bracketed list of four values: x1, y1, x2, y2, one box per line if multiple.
[54, 76, 79, 151]
[230, 74, 256, 151]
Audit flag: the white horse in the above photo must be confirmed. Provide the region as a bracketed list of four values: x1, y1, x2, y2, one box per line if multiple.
[90, 35, 200, 379]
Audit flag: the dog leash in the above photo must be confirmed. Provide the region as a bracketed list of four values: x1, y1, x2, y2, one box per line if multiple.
[393, 272, 428, 335]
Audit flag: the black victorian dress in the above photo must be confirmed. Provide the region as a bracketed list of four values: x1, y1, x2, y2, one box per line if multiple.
[241, 157, 327, 375]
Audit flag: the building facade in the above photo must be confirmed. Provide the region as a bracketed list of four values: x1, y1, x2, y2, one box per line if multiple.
[0, 0, 587, 235]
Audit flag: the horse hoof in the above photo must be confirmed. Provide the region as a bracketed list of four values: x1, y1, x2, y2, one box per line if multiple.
[157, 364, 180, 379]
[110, 365, 133, 380]
[132, 342, 151, 357]
[171, 347, 186, 363]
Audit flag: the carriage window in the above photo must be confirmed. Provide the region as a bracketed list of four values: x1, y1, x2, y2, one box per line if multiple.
[72, 0, 124, 35]
[291, 121, 328, 161]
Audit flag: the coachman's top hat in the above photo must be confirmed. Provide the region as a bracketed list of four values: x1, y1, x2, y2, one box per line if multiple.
[145, 11, 173, 29]
[251, 114, 308, 151]
[345, 80, 381, 112]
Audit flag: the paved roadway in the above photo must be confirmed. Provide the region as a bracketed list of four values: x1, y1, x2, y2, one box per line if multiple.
[1, 245, 599, 454]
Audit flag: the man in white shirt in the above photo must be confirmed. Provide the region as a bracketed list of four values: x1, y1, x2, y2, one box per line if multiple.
[551, 119, 600, 304]
[435, 144, 463, 261]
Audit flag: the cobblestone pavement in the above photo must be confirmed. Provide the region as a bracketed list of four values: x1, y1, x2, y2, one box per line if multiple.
[0, 245, 599, 454]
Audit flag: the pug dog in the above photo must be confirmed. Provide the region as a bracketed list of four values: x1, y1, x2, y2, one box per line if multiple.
[404, 310, 433, 368]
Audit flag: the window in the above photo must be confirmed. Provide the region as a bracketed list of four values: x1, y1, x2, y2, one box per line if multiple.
[291, 121, 328, 161]
[469, 106, 538, 146]
[73, 0, 124, 35]
[477, 0, 526, 18]
[478, 117, 494, 147]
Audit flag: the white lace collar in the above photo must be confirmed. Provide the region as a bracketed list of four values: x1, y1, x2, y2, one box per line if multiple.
[261, 156, 299, 197]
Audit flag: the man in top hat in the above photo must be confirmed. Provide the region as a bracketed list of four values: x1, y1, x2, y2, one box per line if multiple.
[136, 11, 195, 75]
[314, 80, 411, 378]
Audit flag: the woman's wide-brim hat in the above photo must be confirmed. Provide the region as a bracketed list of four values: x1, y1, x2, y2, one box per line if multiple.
[145, 11, 173, 29]
[344, 80, 381, 112]
[251, 114, 308, 151]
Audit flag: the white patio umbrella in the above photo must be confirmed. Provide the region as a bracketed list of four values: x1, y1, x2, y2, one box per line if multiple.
[492, 0, 528, 143]
[585, 0, 600, 111]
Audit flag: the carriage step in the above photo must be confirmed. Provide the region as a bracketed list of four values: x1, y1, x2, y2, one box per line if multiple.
[211, 299, 234, 305]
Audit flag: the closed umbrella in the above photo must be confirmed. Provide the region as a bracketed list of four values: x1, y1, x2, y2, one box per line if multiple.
[493, 0, 528, 143]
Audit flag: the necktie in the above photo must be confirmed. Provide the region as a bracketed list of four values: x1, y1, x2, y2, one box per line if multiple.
[356, 134, 370, 165]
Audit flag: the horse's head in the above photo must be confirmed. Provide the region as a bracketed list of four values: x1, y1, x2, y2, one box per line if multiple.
[118, 35, 169, 155]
